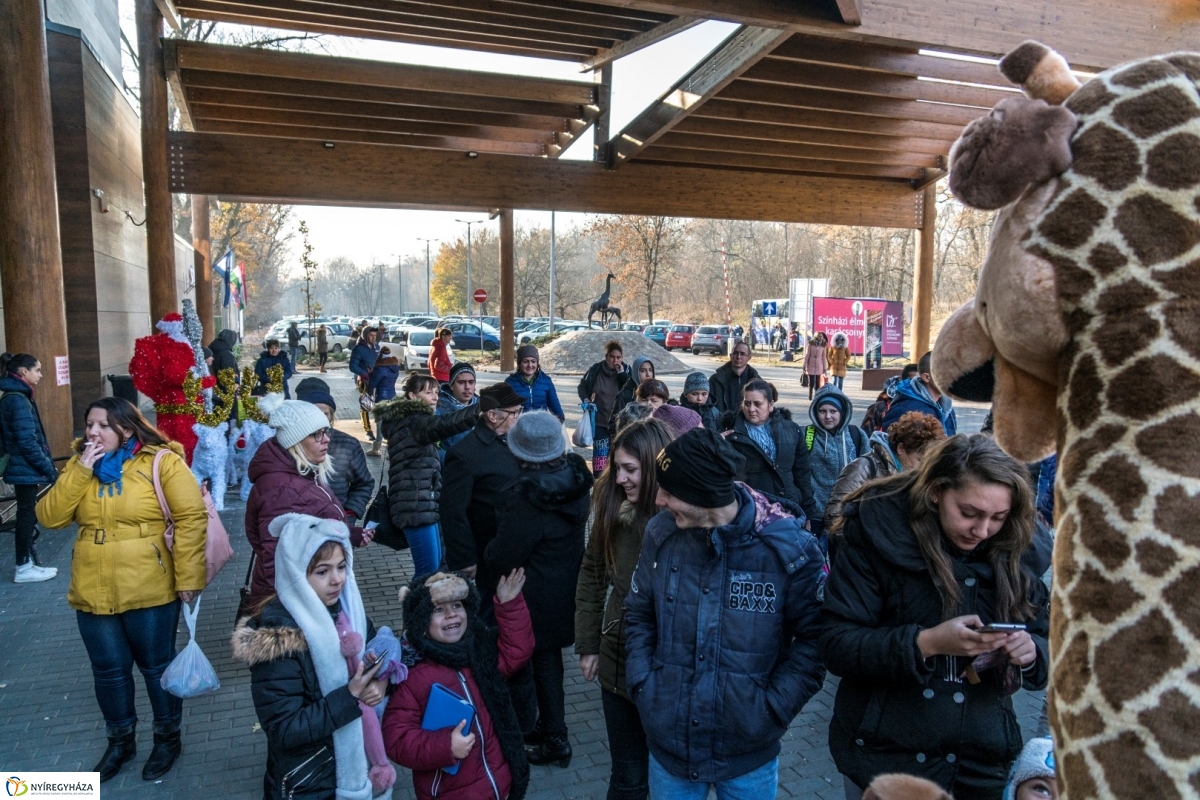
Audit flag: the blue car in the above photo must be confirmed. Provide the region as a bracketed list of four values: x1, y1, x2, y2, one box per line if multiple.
[644, 325, 668, 347]
[445, 320, 500, 352]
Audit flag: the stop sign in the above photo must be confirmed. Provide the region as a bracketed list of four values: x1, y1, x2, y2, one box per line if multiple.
[473, 288, 488, 304]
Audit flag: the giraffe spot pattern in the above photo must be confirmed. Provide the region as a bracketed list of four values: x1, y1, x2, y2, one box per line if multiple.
[1036, 247, 1095, 307]
[1076, 496, 1132, 570]
[1069, 565, 1143, 624]
[1061, 423, 1124, 488]
[1087, 242, 1128, 276]
[1096, 279, 1161, 314]
[1052, 515, 1080, 601]
[1150, 258, 1200, 296]
[1041, 189, 1110, 249]
[1094, 609, 1188, 711]
[1055, 631, 1092, 704]
[1089, 455, 1147, 521]
[1114, 194, 1200, 266]
[1061, 751, 1099, 798]
[1111, 84, 1200, 139]
[1165, 54, 1200, 81]
[1106, 355, 1200, 421]
[1093, 310, 1160, 367]
[1156, 485, 1200, 548]
[1072, 123, 1143, 191]
[1163, 565, 1200, 639]
[1138, 689, 1200, 759]
[1146, 133, 1200, 189]
[1092, 731, 1184, 800]
[1060, 705, 1107, 740]
[1134, 539, 1180, 577]
[1066, 80, 1118, 116]
[1164, 298, 1200, 359]
[1112, 60, 1180, 89]
[1067, 354, 1105, 431]
[1135, 412, 1200, 479]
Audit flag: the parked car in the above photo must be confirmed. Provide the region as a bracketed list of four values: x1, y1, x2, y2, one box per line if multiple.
[620, 323, 645, 332]
[643, 325, 668, 348]
[403, 330, 453, 372]
[691, 325, 732, 355]
[665, 324, 696, 351]
[443, 320, 500, 351]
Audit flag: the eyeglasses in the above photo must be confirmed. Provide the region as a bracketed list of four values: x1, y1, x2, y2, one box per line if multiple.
[309, 428, 333, 441]
[496, 407, 523, 418]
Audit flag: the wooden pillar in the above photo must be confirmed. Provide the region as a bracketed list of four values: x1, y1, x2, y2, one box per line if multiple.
[912, 185, 936, 359]
[192, 195, 214, 343]
[499, 209, 515, 373]
[594, 64, 612, 165]
[137, 0, 176, 325]
[0, 0, 74, 458]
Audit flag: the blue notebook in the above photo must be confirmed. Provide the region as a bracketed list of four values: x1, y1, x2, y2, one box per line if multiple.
[421, 683, 476, 776]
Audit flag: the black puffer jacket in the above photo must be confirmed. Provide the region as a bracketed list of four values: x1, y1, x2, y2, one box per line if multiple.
[325, 429, 374, 521]
[232, 598, 377, 800]
[820, 488, 1049, 799]
[374, 397, 479, 530]
[209, 329, 239, 376]
[707, 361, 761, 414]
[720, 407, 817, 520]
[680, 395, 721, 433]
[486, 453, 593, 651]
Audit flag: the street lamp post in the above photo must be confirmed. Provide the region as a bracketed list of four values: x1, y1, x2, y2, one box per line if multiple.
[455, 218, 487, 347]
[416, 237, 437, 314]
[549, 211, 556, 334]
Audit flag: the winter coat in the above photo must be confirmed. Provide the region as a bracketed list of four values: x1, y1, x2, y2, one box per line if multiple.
[505, 370, 564, 421]
[823, 433, 899, 527]
[574, 501, 644, 698]
[883, 378, 958, 436]
[679, 395, 721, 433]
[803, 341, 828, 376]
[254, 350, 294, 399]
[325, 430, 374, 521]
[428, 339, 453, 383]
[821, 488, 1049, 798]
[367, 356, 400, 401]
[382, 595, 535, 800]
[608, 373, 640, 433]
[440, 421, 520, 596]
[436, 388, 478, 455]
[577, 361, 630, 434]
[209, 329, 240, 377]
[707, 361, 762, 415]
[624, 483, 827, 783]
[316, 327, 328, 355]
[375, 397, 479, 530]
[719, 407, 818, 521]
[348, 341, 378, 382]
[806, 383, 870, 518]
[486, 453, 593, 651]
[286, 326, 301, 348]
[232, 598, 377, 800]
[37, 441, 207, 615]
[828, 346, 851, 378]
[244, 438, 351, 607]
[0, 375, 58, 484]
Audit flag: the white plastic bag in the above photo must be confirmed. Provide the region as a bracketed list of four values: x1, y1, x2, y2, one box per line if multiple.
[161, 596, 221, 698]
[571, 403, 594, 448]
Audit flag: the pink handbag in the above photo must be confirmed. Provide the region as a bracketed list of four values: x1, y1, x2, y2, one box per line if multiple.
[152, 448, 234, 586]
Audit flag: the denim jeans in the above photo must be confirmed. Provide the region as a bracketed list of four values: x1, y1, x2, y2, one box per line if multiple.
[602, 688, 649, 800]
[288, 345, 300, 365]
[833, 375, 844, 389]
[404, 523, 442, 576]
[648, 754, 777, 800]
[531, 647, 567, 735]
[13, 483, 39, 566]
[76, 600, 182, 730]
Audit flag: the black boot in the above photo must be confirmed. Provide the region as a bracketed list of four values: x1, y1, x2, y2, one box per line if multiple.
[523, 719, 546, 746]
[94, 723, 137, 782]
[526, 732, 572, 768]
[142, 723, 182, 781]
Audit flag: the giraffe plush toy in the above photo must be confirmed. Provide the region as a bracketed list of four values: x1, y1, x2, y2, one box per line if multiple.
[932, 41, 1200, 800]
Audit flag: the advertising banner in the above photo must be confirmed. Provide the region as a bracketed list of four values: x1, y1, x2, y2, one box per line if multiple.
[812, 298, 904, 356]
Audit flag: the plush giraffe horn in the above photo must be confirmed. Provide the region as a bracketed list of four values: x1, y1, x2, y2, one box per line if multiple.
[999, 40, 1081, 105]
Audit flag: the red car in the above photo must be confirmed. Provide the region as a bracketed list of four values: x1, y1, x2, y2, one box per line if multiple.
[665, 324, 696, 351]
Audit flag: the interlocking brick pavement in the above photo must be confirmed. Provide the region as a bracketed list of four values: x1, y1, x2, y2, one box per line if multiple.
[0, 364, 1038, 799]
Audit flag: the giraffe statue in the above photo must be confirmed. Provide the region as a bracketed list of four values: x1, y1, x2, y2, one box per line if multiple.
[932, 42, 1200, 799]
[588, 272, 617, 327]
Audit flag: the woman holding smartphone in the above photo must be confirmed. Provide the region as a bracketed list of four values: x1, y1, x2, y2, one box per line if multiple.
[820, 434, 1049, 800]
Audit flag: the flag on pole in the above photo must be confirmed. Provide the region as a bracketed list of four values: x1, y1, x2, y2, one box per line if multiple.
[230, 262, 248, 309]
[213, 250, 234, 308]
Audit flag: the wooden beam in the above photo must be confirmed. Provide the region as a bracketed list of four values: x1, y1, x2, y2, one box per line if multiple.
[673, 115, 951, 156]
[833, 0, 861, 25]
[162, 38, 193, 131]
[192, 195, 214, 344]
[583, 16, 702, 70]
[719, 81, 985, 127]
[610, 25, 789, 168]
[138, 0, 177, 324]
[169, 131, 925, 228]
[193, 118, 549, 155]
[654, 131, 941, 167]
[499, 208, 515, 371]
[693, 98, 964, 142]
[154, 0, 182, 31]
[0, 0, 74, 457]
[769, 35, 1010, 87]
[593, 62, 612, 162]
[911, 168, 946, 191]
[638, 145, 924, 180]
[913, 184, 935, 357]
[172, 40, 597, 105]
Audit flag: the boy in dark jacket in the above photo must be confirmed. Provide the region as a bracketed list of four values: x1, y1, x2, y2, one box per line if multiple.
[254, 339, 294, 399]
[678, 371, 721, 432]
[882, 352, 957, 435]
[625, 430, 826, 798]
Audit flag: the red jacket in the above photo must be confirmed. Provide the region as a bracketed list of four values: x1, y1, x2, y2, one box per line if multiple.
[383, 595, 535, 800]
[428, 338, 453, 383]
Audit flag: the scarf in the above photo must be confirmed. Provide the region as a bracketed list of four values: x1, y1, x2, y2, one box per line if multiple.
[95, 439, 139, 496]
[745, 420, 776, 462]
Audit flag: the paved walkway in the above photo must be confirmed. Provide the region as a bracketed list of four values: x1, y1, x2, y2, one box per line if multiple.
[0, 364, 1033, 799]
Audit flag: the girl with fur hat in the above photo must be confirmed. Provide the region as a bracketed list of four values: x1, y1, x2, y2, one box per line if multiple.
[803, 332, 829, 400]
[233, 514, 394, 799]
[383, 568, 535, 800]
[828, 333, 851, 390]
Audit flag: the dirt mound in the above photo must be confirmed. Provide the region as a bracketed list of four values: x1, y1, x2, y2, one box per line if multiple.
[536, 331, 692, 375]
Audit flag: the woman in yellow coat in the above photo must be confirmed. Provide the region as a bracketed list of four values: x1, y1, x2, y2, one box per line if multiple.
[37, 397, 207, 784]
[828, 333, 852, 390]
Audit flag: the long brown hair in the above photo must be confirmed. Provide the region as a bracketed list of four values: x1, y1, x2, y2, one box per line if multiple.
[590, 419, 674, 571]
[846, 434, 1036, 622]
[77, 397, 170, 452]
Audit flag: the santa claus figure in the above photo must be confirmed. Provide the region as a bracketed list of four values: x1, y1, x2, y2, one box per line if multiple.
[128, 313, 215, 463]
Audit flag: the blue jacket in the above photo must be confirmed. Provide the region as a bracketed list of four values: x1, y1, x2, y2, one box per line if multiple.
[0, 376, 57, 485]
[624, 483, 827, 782]
[436, 387, 478, 455]
[505, 370, 564, 420]
[367, 356, 400, 401]
[348, 341, 378, 382]
[882, 377, 957, 435]
[253, 350, 294, 399]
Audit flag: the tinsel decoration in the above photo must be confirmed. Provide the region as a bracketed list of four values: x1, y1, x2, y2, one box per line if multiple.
[195, 368, 237, 427]
[191, 421, 229, 510]
[236, 419, 274, 502]
[240, 365, 284, 423]
[180, 300, 209, 379]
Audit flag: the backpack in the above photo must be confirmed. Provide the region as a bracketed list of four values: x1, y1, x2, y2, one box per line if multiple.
[805, 424, 869, 458]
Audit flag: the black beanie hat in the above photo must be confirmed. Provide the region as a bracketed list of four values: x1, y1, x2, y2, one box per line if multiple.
[448, 361, 476, 385]
[655, 428, 745, 508]
[479, 381, 524, 410]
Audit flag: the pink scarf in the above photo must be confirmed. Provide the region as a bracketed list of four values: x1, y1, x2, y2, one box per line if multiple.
[336, 612, 396, 796]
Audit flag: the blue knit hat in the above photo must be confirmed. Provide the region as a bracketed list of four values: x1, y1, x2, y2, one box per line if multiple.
[1003, 737, 1055, 800]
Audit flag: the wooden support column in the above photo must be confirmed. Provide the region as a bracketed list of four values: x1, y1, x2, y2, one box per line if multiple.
[594, 64, 612, 164]
[499, 209, 515, 373]
[0, 0, 74, 458]
[912, 185, 936, 358]
[192, 195, 214, 343]
[137, 0, 176, 325]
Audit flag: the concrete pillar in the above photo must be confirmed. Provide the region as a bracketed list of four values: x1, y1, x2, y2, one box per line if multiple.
[137, 0, 176, 325]
[0, 0, 75, 458]
[192, 195, 214, 344]
[912, 185, 936, 359]
[499, 209, 515, 373]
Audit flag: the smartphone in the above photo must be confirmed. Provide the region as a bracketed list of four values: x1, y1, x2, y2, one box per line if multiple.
[976, 623, 1027, 633]
[364, 652, 386, 672]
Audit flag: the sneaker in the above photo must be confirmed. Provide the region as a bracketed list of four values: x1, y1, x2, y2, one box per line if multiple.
[14, 562, 57, 583]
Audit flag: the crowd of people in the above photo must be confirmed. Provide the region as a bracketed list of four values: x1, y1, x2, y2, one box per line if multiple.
[2, 329, 1060, 800]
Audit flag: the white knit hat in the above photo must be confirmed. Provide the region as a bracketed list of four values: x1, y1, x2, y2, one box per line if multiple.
[260, 393, 330, 449]
[1003, 736, 1055, 800]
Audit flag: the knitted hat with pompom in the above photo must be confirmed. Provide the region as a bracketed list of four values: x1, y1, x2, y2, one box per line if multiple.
[260, 392, 330, 449]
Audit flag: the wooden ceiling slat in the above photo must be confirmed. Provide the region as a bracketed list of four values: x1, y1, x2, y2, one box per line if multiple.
[196, 118, 548, 155]
[180, 70, 591, 120]
[171, 41, 597, 104]
[693, 98, 965, 141]
[770, 35, 1010, 87]
[410, 0, 672, 26]
[189, 103, 557, 144]
[672, 116, 951, 156]
[654, 131, 942, 167]
[719, 81, 985, 127]
[744, 59, 1013, 109]
[638, 145, 924, 180]
[185, 86, 568, 132]
[583, 16, 701, 71]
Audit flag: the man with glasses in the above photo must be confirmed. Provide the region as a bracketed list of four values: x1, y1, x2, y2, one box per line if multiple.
[709, 340, 761, 414]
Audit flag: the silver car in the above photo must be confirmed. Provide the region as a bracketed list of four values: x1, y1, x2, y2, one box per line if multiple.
[691, 325, 732, 355]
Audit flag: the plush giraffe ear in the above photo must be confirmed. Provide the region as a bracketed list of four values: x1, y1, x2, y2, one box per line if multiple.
[992, 356, 1057, 463]
[933, 299, 997, 403]
[1000, 40, 1081, 105]
[948, 96, 1077, 210]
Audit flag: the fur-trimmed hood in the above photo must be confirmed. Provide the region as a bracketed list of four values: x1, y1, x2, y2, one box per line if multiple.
[511, 452, 594, 520]
[372, 396, 433, 424]
[231, 600, 309, 666]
